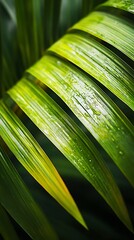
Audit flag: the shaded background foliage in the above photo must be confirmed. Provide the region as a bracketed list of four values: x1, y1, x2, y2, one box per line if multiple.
[0, 0, 105, 96]
[0, 0, 134, 239]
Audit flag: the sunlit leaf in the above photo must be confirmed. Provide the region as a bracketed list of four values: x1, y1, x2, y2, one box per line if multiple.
[100, 0, 134, 13]
[48, 32, 134, 110]
[8, 78, 133, 231]
[0, 204, 19, 240]
[71, 11, 134, 60]
[0, 101, 86, 229]
[28, 54, 134, 189]
[0, 145, 58, 240]
[1, 0, 134, 238]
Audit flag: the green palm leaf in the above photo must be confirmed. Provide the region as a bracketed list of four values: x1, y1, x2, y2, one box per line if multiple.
[0, 101, 86, 229]
[48, 33, 134, 110]
[28, 54, 134, 187]
[8, 78, 133, 231]
[100, 0, 134, 13]
[0, 204, 19, 240]
[0, 145, 58, 240]
[0, 0, 134, 239]
[72, 11, 134, 60]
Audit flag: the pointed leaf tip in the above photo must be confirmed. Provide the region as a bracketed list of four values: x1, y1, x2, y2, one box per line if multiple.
[8, 77, 133, 231]
[0, 100, 87, 230]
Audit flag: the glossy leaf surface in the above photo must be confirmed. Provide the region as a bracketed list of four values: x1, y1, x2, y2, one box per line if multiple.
[28, 54, 134, 188]
[49, 32, 134, 110]
[0, 101, 86, 229]
[100, 0, 134, 13]
[72, 11, 134, 60]
[8, 78, 133, 231]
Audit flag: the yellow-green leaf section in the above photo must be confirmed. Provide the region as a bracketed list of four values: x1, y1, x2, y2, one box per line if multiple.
[0, 204, 19, 240]
[71, 11, 134, 60]
[0, 101, 86, 229]
[48, 32, 134, 110]
[8, 78, 133, 232]
[28, 54, 134, 188]
[0, 145, 58, 240]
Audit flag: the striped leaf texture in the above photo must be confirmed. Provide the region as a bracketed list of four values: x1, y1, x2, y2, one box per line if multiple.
[0, 0, 134, 238]
[0, 101, 86, 230]
[0, 145, 58, 240]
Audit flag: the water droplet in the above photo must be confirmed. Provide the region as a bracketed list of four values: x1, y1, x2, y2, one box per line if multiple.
[119, 151, 123, 155]
[57, 60, 61, 65]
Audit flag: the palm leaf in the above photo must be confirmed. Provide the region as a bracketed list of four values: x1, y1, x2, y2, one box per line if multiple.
[0, 100, 86, 229]
[72, 11, 134, 60]
[14, 0, 45, 67]
[48, 33, 134, 110]
[0, 0, 134, 238]
[7, 77, 133, 231]
[28, 53, 134, 187]
[100, 0, 134, 13]
[0, 204, 19, 240]
[0, 145, 58, 240]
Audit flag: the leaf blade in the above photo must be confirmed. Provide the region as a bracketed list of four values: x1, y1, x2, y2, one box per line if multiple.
[100, 0, 134, 13]
[0, 144, 58, 240]
[0, 204, 19, 240]
[27, 54, 134, 188]
[0, 100, 86, 229]
[71, 11, 134, 60]
[8, 77, 133, 232]
[48, 32, 134, 110]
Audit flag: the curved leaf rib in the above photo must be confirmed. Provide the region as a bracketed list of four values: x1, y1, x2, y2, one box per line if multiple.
[8, 78, 133, 232]
[48, 32, 134, 110]
[0, 145, 58, 240]
[0, 101, 86, 230]
[71, 11, 134, 60]
[28, 54, 134, 189]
